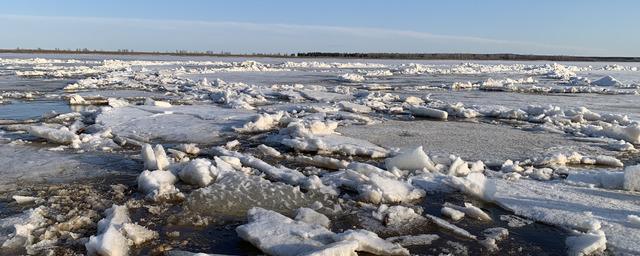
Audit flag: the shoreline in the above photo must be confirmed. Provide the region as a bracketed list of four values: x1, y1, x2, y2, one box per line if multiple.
[1, 49, 639, 62]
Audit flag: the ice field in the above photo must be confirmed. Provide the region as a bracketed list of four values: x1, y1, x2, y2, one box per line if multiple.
[1, 53, 639, 255]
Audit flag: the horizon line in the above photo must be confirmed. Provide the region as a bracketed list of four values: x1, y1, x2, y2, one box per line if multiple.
[1, 48, 639, 62]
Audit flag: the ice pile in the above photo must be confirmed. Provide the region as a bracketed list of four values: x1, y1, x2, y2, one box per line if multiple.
[275, 120, 389, 158]
[85, 205, 157, 256]
[137, 144, 183, 200]
[338, 73, 366, 83]
[236, 207, 409, 256]
[27, 125, 80, 146]
[185, 172, 334, 220]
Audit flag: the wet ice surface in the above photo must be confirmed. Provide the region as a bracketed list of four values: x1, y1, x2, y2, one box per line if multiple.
[0, 143, 139, 192]
[338, 119, 611, 163]
[0, 53, 639, 255]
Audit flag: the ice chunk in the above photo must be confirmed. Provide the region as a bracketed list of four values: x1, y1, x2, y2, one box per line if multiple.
[257, 144, 282, 158]
[12, 195, 38, 204]
[408, 106, 448, 120]
[403, 96, 424, 105]
[86, 225, 129, 256]
[68, 94, 87, 105]
[234, 112, 284, 133]
[501, 159, 524, 172]
[592, 75, 623, 87]
[483, 227, 508, 240]
[384, 146, 437, 172]
[186, 172, 333, 220]
[443, 202, 492, 221]
[236, 207, 408, 256]
[628, 215, 640, 225]
[178, 159, 218, 187]
[364, 69, 394, 77]
[608, 140, 635, 151]
[490, 176, 640, 253]
[338, 101, 372, 114]
[480, 227, 509, 251]
[300, 90, 352, 102]
[154, 144, 170, 171]
[386, 234, 439, 246]
[107, 98, 129, 108]
[141, 144, 170, 171]
[447, 172, 496, 202]
[141, 144, 158, 170]
[303, 240, 359, 256]
[530, 167, 554, 181]
[27, 125, 79, 145]
[370, 205, 429, 232]
[144, 97, 172, 107]
[212, 147, 308, 187]
[601, 123, 640, 144]
[624, 165, 640, 191]
[358, 173, 426, 204]
[333, 230, 409, 256]
[567, 76, 592, 86]
[448, 157, 471, 176]
[176, 143, 201, 155]
[86, 205, 157, 256]
[425, 214, 476, 240]
[321, 170, 424, 204]
[441, 206, 465, 221]
[479, 237, 499, 251]
[292, 155, 349, 170]
[1, 206, 47, 249]
[348, 162, 396, 178]
[338, 73, 365, 83]
[411, 172, 457, 193]
[281, 134, 388, 158]
[595, 155, 623, 167]
[295, 208, 331, 228]
[122, 223, 158, 245]
[566, 230, 607, 256]
[566, 170, 624, 189]
[307, 121, 339, 135]
[470, 161, 486, 173]
[137, 170, 181, 200]
[225, 139, 240, 149]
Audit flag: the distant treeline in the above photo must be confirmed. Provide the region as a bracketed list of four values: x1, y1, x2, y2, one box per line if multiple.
[1, 48, 639, 62]
[296, 52, 640, 62]
[0, 48, 294, 58]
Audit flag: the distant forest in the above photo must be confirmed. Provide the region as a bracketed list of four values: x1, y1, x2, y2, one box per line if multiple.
[297, 52, 640, 62]
[1, 48, 639, 62]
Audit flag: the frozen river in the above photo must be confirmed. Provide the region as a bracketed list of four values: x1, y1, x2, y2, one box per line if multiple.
[1, 53, 639, 255]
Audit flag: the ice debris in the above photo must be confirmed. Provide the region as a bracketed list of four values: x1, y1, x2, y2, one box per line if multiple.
[85, 205, 157, 256]
[385, 146, 437, 172]
[566, 229, 607, 256]
[236, 207, 409, 256]
[408, 106, 449, 120]
[624, 165, 640, 191]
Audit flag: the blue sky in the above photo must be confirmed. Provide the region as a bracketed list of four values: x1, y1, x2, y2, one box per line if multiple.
[0, 0, 638, 56]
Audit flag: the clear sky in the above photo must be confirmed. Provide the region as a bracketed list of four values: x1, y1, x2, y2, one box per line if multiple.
[0, 0, 638, 56]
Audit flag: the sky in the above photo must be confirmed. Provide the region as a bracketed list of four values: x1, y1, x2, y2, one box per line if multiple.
[0, 0, 638, 56]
